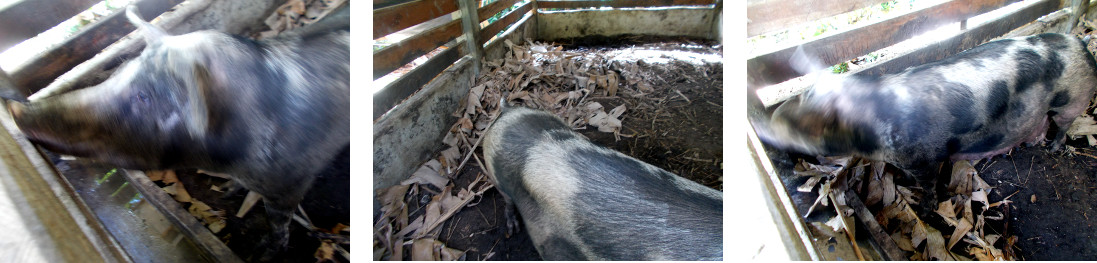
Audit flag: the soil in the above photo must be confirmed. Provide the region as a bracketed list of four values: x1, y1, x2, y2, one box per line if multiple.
[417, 35, 723, 260]
[173, 147, 351, 263]
[762, 125, 1097, 260]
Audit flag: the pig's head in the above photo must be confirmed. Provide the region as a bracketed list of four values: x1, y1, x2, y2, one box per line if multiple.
[749, 46, 882, 157]
[7, 6, 245, 169]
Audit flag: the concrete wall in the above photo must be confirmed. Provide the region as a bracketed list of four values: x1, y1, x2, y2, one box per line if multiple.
[537, 7, 716, 40]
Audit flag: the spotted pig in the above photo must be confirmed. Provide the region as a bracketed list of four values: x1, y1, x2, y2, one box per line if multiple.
[750, 33, 1097, 208]
[482, 101, 723, 260]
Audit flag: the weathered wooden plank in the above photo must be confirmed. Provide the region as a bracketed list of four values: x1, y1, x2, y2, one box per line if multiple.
[375, 0, 417, 9]
[858, 0, 1060, 76]
[747, 0, 886, 37]
[374, 19, 463, 79]
[8, 0, 184, 96]
[0, 0, 100, 51]
[374, 42, 466, 119]
[479, 1, 533, 43]
[0, 101, 127, 262]
[537, 0, 715, 9]
[374, 58, 475, 190]
[478, 0, 521, 22]
[374, 0, 459, 38]
[122, 170, 244, 263]
[844, 189, 906, 261]
[746, 0, 1019, 89]
[538, 8, 714, 40]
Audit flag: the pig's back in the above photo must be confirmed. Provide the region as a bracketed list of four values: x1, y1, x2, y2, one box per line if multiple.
[483, 107, 722, 260]
[873, 33, 1097, 162]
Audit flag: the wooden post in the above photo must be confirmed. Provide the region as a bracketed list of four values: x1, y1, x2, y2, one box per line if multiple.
[1064, 0, 1091, 33]
[458, 0, 483, 75]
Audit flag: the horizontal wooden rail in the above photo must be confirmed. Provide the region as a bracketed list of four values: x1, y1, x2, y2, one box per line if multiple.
[0, 0, 100, 52]
[374, 0, 459, 38]
[374, 43, 466, 119]
[374, 19, 463, 79]
[479, 1, 533, 44]
[857, 0, 1060, 77]
[537, 0, 715, 9]
[9, 0, 184, 96]
[478, 0, 522, 22]
[747, 0, 1020, 89]
[747, 0, 887, 38]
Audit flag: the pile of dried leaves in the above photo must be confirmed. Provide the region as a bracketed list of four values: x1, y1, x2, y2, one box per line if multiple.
[374, 38, 721, 259]
[795, 157, 1016, 260]
[258, 0, 346, 39]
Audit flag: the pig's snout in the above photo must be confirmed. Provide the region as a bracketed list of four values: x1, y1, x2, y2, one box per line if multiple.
[8, 101, 24, 120]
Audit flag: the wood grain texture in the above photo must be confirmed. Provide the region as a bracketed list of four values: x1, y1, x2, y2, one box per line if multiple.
[747, 0, 1019, 89]
[747, 0, 886, 37]
[479, 1, 533, 44]
[0, 0, 100, 51]
[374, 43, 465, 119]
[374, 19, 463, 79]
[374, 0, 459, 38]
[857, 0, 1060, 77]
[478, 0, 522, 22]
[8, 0, 184, 96]
[537, 0, 715, 9]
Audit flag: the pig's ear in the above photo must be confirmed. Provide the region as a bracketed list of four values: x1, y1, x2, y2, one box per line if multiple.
[125, 5, 168, 42]
[184, 63, 215, 138]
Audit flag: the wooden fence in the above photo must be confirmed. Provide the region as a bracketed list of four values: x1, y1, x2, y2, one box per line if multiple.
[373, 0, 720, 120]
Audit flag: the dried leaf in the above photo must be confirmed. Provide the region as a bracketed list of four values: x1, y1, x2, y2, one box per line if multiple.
[162, 170, 179, 184]
[402, 160, 449, 190]
[146, 170, 165, 181]
[949, 160, 975, 195]
[892, 232, 915, 252]
[936, 199, 957, 221]
[912, 220, 927, 248]
[924, 225, 952, 260]
[947, 217, 973, 250]
[798, 175, 823, 193]
[411, 239, 436, 261]
[314, 240, 335, 262]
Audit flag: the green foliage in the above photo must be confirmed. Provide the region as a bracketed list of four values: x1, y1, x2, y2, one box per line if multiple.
[829, 62, 850, 74]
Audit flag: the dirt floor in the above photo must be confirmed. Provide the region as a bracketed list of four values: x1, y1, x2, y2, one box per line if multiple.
[174, 147, 351, 262]
[403, 35, 723, 260]
[762, 117, 1097, 261]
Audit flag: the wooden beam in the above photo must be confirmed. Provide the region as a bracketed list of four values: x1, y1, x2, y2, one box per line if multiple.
[373, 19, 463, 79]
[858, 0, 1060, 76]
[8, 0, 184, 96]
[747, 0, 887, 37]
[746, 0, 1019, 89]
[373, 0, 459, 38]
[478, 0, 521, 22]
[844, 189, 906, 261]
[458, 0, 484, 75]
[537, 0, 715, 9]
[0, 0, 100, 52]
[374, 42, 465, 120]
[121, 170, 244, 263]
[479, 1, 532, 44]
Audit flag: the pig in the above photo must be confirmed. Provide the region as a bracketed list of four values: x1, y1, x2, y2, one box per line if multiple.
[6, 4, 349, 260]
[749, 33, 1097, 210]
[481, 101, 723, 260]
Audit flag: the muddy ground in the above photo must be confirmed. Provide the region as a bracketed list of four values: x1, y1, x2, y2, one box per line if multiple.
[762, 130, 1097, 260]
[401, 35, 723, 260]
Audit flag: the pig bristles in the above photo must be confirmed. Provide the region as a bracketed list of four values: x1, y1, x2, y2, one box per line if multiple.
[125, 5, 168, 40]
